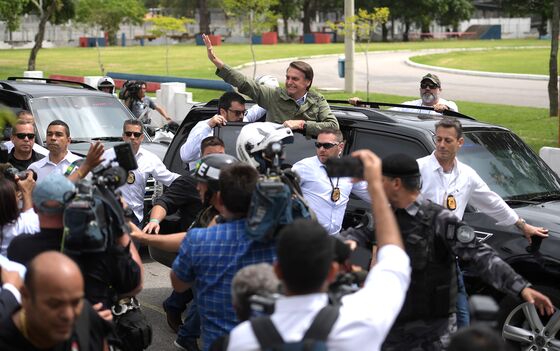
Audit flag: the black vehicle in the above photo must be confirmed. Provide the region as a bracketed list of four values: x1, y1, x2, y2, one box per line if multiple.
[0, 77, 168, 213]
[160, 99, 560, 350]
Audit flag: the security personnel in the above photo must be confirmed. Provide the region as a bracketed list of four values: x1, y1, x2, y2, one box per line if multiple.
[103, 119, 179, 225]
[340, 153, 554, 350]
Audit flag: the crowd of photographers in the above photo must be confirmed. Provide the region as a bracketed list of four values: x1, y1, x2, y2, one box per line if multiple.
[0, 60, 554, 351]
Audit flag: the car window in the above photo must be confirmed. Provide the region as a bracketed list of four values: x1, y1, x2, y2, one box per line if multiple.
[351, 129, 430, 159]
[459, 130, 560, 199]
[29, 96, 132, 140]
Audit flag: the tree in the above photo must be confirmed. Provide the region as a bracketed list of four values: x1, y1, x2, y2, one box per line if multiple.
[502, 0, 552, 37]
[271, 0, 301, 41]
[434, 0, 474, 32]
[0, 0, 29, 42]
[76, 0, 146, 46]
[329, 7, 389, 101]
[147, 15, 194, 74]
[27, 0, 59, 70]
[223, 0, 279, 78]
[550, 0, 559, 119]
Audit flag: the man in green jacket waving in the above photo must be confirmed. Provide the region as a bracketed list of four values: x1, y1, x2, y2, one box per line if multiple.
[202, 34, 339, 136]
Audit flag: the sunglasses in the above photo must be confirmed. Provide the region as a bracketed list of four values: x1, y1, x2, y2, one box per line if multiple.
[314, 142, 340, 149]
[15, 133, 35, 140]
[420, 83, 439, 89]
[124, 131, 143, 138]
[228, 108, 247, 117]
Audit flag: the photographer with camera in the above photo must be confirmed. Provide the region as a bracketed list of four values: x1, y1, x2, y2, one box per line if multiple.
[227, 149, 410, 351]
[0, 170, 38, 256]
[123, 81, 172, 125]
[339, 153, 554, 350]
[291, 127, 370, 235]
[171, 162, 277, 351]
[7, 172, 145, 348]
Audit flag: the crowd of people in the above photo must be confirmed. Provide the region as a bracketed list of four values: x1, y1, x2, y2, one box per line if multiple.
[0, 33, 555, 351]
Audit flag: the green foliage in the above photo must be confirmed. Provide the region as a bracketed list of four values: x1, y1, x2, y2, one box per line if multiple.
[223, 0, 279, 35]
[0, 0, 29, 32]
[76, 0, 146, 44]
[435, 0, 474, 31]
[328, 8, 389, 41]
[146, 15, 193, 37]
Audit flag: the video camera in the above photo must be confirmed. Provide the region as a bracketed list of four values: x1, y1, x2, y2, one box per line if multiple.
[62, 143, 138, 255]
[118, 80, 143, 101]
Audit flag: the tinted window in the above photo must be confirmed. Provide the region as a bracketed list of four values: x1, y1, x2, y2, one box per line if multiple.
[29, 96, 132, 140]
[459, 131, 560, 199]
[352, 129, 429, 159]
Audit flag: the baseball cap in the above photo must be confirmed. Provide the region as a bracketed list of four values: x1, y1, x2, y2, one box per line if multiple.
[382, 153, 420, 178]
[32, 173, 75, 213]
[421, 73, 441, 87]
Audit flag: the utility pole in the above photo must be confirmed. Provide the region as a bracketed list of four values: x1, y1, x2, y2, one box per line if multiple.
[344, 0, 355, 93]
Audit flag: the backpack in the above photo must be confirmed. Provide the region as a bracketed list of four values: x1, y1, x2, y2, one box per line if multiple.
[246, 169, 314, 242]
[250, 305, 340, 351]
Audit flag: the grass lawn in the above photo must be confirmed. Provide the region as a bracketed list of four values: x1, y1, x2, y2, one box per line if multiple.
[410, 47, 551, 75]
[0, 38, 547, 79]
[1, 38, 556, 151]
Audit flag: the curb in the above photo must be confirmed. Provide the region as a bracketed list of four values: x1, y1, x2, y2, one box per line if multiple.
[404, 46, 551, 81]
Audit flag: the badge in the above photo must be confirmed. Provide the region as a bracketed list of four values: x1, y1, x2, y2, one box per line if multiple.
[127, 171, 135, 184]
[331, 187, 341, 202]
[446, 195, 457, 210]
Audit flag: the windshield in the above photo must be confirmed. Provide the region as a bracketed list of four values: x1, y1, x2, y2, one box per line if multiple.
[29, 96, 132, 140]
[458, 130, 560, 200]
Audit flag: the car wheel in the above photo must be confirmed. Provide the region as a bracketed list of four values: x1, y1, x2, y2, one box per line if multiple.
[500, 285, 560, 350]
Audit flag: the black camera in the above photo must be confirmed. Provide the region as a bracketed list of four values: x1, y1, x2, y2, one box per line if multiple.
[249, 293, 278, 317]
[325, 156, 364, 178]
[63, 143, 137, 255]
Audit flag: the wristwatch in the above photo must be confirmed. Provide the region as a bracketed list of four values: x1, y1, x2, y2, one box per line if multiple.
[515, 218, 527, 230]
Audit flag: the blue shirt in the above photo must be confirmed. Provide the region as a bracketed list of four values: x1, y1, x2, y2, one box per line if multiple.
[172, 219, 277, 350]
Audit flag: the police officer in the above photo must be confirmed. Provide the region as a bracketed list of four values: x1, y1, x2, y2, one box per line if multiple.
[340, 153, 554, 350]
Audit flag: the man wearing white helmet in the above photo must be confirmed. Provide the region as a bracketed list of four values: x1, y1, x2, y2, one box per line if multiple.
[97, 76, 116, 95]
[236, 122, 294, 173]
[202, 34, 339, 136]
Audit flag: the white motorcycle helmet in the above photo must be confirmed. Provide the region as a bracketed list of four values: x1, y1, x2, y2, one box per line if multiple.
[97, 76, 115, 94]
[256, 75, 279, 88]
[236, 122, 294, 170]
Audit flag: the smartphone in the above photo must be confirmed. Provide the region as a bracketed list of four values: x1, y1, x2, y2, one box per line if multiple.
[114, 143, 138, 171]
[349, 246, 372, 270]
[325, 156, 364, 178]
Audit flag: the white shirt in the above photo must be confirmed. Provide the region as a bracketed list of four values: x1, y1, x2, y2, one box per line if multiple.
[4, 140, 49, 156]
[179, 106, 265, 170]
[103, 147, 179, 222]
[0, 255, 25, 304]
[417, 152, 518, 225]
[227, 245, 411, 351]
[0, 208, 39, 256]
[27, 150, 81, 181]
[390, 97, 458, 115]
[292, 156, 371, 235]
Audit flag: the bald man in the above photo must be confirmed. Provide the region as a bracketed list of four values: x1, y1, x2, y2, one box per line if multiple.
[0, 251, 111, 350]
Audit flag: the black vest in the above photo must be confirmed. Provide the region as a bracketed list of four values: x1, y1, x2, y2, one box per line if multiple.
[396, 201, 458, 323]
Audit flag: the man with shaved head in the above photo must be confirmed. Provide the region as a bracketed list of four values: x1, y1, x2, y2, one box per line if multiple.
[0, 251, 111, 350]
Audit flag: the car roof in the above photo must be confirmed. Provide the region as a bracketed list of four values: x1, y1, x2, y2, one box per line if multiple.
[0, 78, 106, 98]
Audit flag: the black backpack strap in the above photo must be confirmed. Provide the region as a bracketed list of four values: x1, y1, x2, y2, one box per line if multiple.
[75, 300, 91, 350]
[250, 316, 285, 349]
[303, 305, 340, 341]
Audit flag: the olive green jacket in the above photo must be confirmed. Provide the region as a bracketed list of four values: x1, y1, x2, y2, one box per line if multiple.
[216, 65, 339, 136]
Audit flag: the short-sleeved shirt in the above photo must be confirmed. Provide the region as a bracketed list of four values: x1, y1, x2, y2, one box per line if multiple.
[172, 219, 277, 350]
[130, 96, 157, 120]
[27, 151, 81, 181]
[8, 149, 45, 172]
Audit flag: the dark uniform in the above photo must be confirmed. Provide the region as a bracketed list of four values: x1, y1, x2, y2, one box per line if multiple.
[340, 198, 529, 350]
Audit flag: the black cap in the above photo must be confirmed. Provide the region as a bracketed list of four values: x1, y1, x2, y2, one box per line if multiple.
[382, 153, 420, 178]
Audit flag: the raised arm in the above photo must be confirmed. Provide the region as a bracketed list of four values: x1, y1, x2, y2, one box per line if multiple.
[203, 33, 224, 69]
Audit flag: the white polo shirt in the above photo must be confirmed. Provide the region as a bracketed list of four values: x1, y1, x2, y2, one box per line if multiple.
[27, 150, 81, 181]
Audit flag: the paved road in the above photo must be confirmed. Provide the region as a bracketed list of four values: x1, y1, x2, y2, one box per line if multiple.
[238, 49, 549, 108]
